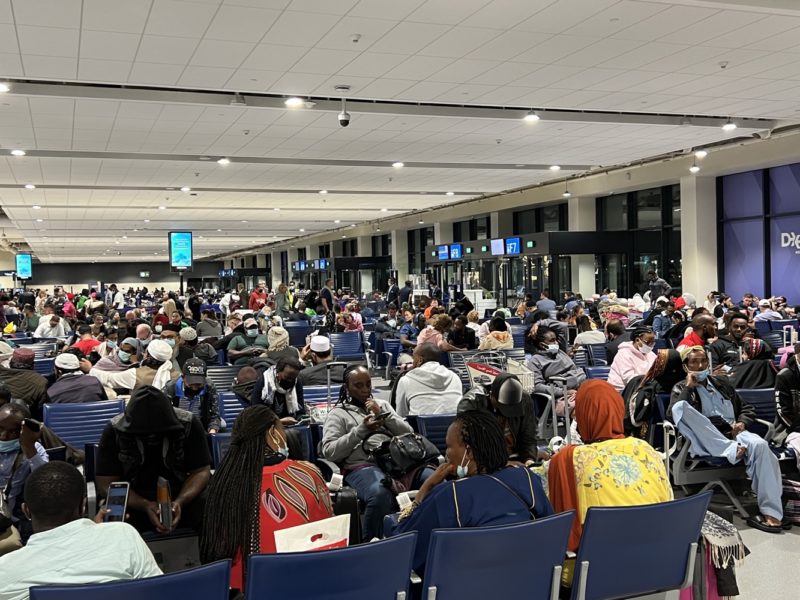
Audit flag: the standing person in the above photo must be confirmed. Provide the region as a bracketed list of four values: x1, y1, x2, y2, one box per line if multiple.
[200, 406, 332, 594]
[386, 278, 399, 307]
[273, 284, 291, 320]
[646, 271, 672, 306]
[320, 278, 335, 314]
[248, 284, 268, 313]
[0, 462, 161, 599]
[398, 280, 413, 307]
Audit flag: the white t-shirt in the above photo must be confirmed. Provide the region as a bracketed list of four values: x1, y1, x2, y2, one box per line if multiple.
[0, 518, 162, 600]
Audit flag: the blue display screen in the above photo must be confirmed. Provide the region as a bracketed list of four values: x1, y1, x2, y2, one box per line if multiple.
[15, 253, 32, 279]
[319, 259, 328, 270]
[313, 259, 320, 269]
[438, 245, 449, 260]
[505, 237, 521, 255]
[299, 261, 306, 271]
[450, 244, 463, 260]
[168, 232, 193, 270]
[490, 238, 505, 256]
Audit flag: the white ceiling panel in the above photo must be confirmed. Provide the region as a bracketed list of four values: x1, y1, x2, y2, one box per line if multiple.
[205, 5, 282, 42]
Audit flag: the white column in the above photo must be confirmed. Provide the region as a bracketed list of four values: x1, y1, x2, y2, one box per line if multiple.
[567, 196, 597, 298]
[434, 220, 453, 244]
[490, 211, 513, 238]
[391, 229, 409, 284]
[269, 251, 282, 290]
[680, 175, 718, 297]
[356, 235, 372, 295]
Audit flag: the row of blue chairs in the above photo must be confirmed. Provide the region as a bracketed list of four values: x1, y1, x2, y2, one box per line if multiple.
[28, 491, 710, 600]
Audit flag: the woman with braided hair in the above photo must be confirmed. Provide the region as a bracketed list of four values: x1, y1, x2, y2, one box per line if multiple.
[391, 410, 552, 574]
[321, 365, 414, 541]
[200, 406, 332, 593]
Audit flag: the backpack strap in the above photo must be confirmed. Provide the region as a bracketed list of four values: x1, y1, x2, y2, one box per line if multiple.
[485, 467, 537, 519]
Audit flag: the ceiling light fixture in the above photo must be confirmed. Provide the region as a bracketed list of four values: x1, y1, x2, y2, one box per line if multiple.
[392, 161, 404, 168]
[334, 219, 341, 223]
[0, 83, 9, 93]
[319, 190, 328, 194]
[158, 205, 166, 210]
[24, 184, 35, 190]
[32, 205, 41, 209]
[241, 219, 248, 223]
[10, 149, 25, 156]
[217, 228, 222, 232]
[722, 119, 737, 132]
[274, 207, 280, 212]
[284, 96, 305, 108]
[299, 228, 305, 232]
[419, 220, 424, 224]
[180, 186, 191, 192]
[133, 228, 138, 232]
[217, 157, 230, 165]
[36, 218, 43, 222]
[549, 165, 561, 171]
[376, 227, 381, 232]
[341, 235, 346, 238]
[350, 223, 355, 227]
[689, 160, 700, 174]
[562, 179, 571, 198]
[445, 191, 454, 196]
[144, 219, 150, 223]
[523, 110, 540, 122]
[122, 235, 127, 239]
[694, 150, 708, 159]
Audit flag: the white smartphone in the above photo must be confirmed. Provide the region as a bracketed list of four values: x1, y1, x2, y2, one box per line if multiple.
[104, 481, 129, 522]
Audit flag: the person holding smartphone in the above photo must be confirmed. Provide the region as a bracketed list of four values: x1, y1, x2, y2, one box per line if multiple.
[0, 403, 48, 550]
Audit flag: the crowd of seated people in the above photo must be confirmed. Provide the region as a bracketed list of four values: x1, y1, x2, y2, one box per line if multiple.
[0, 280, 797, 598]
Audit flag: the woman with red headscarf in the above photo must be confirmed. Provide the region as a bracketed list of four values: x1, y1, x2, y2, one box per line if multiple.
[548, 379, 672, 585]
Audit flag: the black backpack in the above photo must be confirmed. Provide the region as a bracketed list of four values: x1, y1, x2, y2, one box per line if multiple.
[363, 431, 441, 477]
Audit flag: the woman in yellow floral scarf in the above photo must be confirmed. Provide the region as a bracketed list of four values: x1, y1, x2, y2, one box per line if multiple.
[549, 379, 672, 558]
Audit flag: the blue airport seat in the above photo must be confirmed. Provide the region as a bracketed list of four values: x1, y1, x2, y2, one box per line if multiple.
[571, 493, 711, 600]
[288, 423, 315, 462]
[303, 385, 332, 403]
[30, 560, 231, 600]
[769, 319, 798, 331]
[33, 357, 55, 376]
[43, 399, 125, 449]
[424, 513, 573, 600]
[284, 322, 312, 348]
[584, 344, 608, 366]
[572, 348, 589, 369]
[206, 365, 241, 392]
[245, 532, 417, 600]
[415, 414, 456, 455]
[510, 326, 527, 348]
[584, 366, 610, 380]
[219, 391, 246, 425]
[210, 432, 233, 468]
[754, 321, 772, 338]
[736, 388, 777, 439]
[329, 332, 367, 363]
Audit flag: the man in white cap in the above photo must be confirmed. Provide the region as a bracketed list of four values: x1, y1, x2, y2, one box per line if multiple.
[176, 327, 199, 370]
[298, 335, 346, 386]
[46, 353, 108, 404]
[754, 298, 782, 322]
[90, 339, 179, 393]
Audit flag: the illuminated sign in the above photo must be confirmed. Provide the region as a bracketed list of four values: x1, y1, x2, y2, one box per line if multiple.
[438, 245, 449, 260]
[168, 231, 193, 270]
[15, 253, 32, 279]
[490, 238, 505, 256]
[505, 237, 521, 255]
[450, 244, 463, 259]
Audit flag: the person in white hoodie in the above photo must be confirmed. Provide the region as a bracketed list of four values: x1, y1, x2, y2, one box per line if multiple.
[395, 343, 463, 417]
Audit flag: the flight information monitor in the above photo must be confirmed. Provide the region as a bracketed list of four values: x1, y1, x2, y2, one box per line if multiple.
[15, 253, 32, 279]
[490, 238, 505, 256]
[168, 232, 193, 271]
[505, 237, 521, 255]
[449, 244, 463, 259]
[438, 245, 449, 260]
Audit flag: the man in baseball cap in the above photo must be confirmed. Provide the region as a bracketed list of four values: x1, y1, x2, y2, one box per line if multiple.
[227, 318, 267, 365]
[457, 371, 540, 465]
[163, 358, 222, 434]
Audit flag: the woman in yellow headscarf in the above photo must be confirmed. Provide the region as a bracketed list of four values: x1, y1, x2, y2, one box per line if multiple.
[549, 379, 672, 584]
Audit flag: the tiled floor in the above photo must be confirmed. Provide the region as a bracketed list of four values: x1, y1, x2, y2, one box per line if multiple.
[737, 520, 800, 598]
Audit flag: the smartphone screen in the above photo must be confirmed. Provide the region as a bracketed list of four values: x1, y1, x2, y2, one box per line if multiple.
[104, 482, 129, 522]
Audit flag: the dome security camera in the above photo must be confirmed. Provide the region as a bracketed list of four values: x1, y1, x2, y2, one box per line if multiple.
[338, 110, 351, 127]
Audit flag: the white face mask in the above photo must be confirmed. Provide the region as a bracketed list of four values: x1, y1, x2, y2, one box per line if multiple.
[545, 343, 559, 355]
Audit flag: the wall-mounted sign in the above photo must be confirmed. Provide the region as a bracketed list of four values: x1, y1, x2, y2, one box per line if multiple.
[168, 231, 193, 271]
[15, 253, 32, 279]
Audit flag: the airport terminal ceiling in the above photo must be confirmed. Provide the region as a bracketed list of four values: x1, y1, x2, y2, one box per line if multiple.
[0, 0, 797, 263]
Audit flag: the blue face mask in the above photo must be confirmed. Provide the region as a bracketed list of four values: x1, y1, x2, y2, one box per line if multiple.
[246, 328, 259, 337]
[164, 338, 176, 348]
[693, 369, 710, 382]
[117, 350, 131, 363]
[106, 340, 117, 349]
[456, 449, 470, 479]
[0, 438, 20, 453]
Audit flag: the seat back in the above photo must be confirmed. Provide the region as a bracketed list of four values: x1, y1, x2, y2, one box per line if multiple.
[572, 348, 589, 369]
[761, 331, 785, 351]
[210, 432, 233, 468]
[754, 320, 772, 338]
[284, 323, 312, 348]
[28, 343, 56, 358]
[510, 326, 527, 348]
[424, 513, 573, 600]
[245, 532, 417, 600]
[769, 319, 798, 331]
[303, 385, 333, 404]
[383, 338, 402, 367]
[288, 424, 315, 462]
[34, 357, 56, 376]
[218, 391, 246, 425]
[584, 366, 610, 380]
[502, 348, 526, 362]
[329, 332, 365, 361]
[43, 399, 125, 448]
[30, 560, 231, 600]
[415, 414, 456, 455]
[736, 388, 776, 437]
[585, 344, 608, 366]
[206, 365, 242, 392]
[571, 492, 710, 600]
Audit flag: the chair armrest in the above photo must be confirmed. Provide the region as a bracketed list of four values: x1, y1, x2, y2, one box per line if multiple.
[754, 418, 776, 443]
[315, 458, 340, 481]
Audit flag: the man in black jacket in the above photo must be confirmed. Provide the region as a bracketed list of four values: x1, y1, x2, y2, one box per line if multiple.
[457, 373, 539, 465]
[163, 358, 222, 434]
[709, 313, 774, 368]
[398, 280, 413, 307]
[669, 346, 784, 533]
[775, 342, 800, 470]
[386, 278, 399, 306]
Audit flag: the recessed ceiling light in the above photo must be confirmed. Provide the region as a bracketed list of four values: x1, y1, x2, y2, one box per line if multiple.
[722, 119, 737, 132]
[284, 97, 305, 108]
[24, 184, 35, 190]
[36, 218, 43, 222]
[133, 228, 138, 232]
[115, 241, 120, 245]
[381, 208, 388, 212]
[299, 228, 305, 232]
[350, 223, 355, 227]
[144, 219, 150, 223]
[158, 205, 166, 210]
[334, 219, 341, 223]
[549, 165, 561, 171]
[273, 207, 280, 212]
[180, 186, 191, 192]
[122, 235, 127, 239]
[11, 149, 25, 156]
[694, 150, 708, 159]
[392, 161, 404, 168]
[198, 235, 204, 239]
[445, 191, 454, 196]
[0, 83, 9, 93]
[154, 252, 158, 255]
[241, 219, 248, 223]
[32, 205, 41, 209]
[217, 157, 230, 165]
[523, 110, 540, 122]
[217, 228, 222, 232]
[319, 190, 328, 194]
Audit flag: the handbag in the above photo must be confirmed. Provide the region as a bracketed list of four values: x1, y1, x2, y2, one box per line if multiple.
[363, 431, 441, 478]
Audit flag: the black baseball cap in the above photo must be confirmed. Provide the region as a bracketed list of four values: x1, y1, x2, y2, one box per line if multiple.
[490, 373, 524, 418]
[182, 358, 207, 386]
